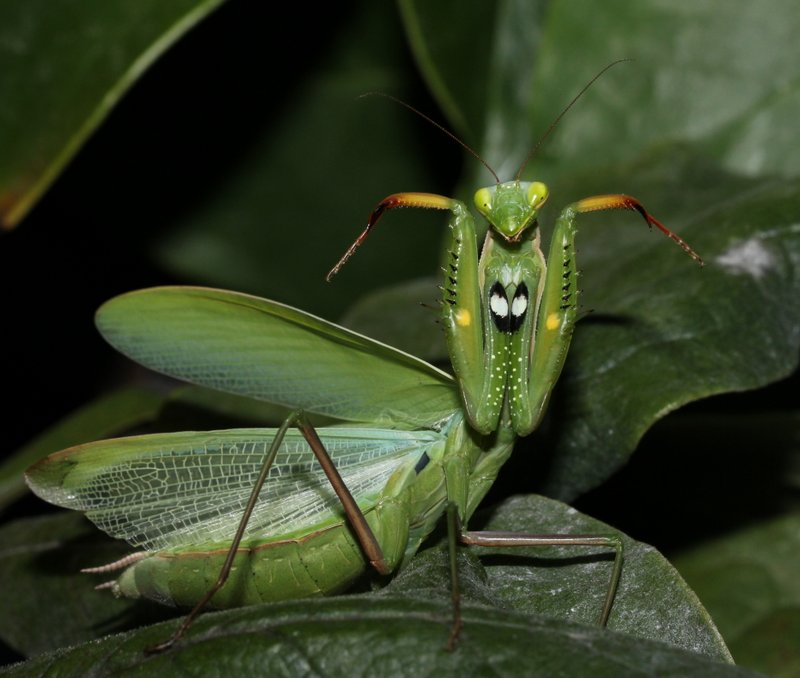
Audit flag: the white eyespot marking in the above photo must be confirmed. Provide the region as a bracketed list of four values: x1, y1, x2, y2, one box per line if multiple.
[511, 294, 528, 318]
[490, 292, 508, 318]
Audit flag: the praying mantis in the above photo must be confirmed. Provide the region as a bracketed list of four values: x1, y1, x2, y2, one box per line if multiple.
[24, 69, 703, 651]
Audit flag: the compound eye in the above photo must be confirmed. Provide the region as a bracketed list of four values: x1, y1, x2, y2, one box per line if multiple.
[526, 181, 549, 209]
[474, 187, 493, 215]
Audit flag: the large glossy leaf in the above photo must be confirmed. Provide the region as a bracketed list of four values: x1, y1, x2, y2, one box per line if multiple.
[1, 496, 740, 671]
[674, 511, 800, 677]
[339, 277, 446, 361]
[0, 513, 171, 657]
[96, 287, 459, 428]
[0, 0, 226, 228]
[3, 602, 759, 678]
[473, 496, 731, 660]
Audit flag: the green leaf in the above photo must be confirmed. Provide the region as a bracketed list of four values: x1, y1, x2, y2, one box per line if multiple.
[339, 277, 447, 361]
[0, 0, 226, 228]
[397, 0, 504, 142]
[3, 601, 759, 678]
[474, 495, 731, 662]
[153, 1, 452, 318]
[0, 388, 165, 510]
[674, 511, 800, 677]
[0, 513, 172, 657]
[405, 0, 800, 180]
[2, 497, 746, 674]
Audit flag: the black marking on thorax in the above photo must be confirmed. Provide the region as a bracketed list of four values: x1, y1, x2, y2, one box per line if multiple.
[414, 451, 431, 474]
[488, 281, 529, 333]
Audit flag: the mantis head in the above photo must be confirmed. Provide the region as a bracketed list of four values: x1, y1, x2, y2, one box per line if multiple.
[474, 181, 549, 242]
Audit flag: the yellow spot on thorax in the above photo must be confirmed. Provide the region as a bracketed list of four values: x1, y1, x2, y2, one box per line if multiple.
[455, 309, 471, 327]
[546, 312, 561, 331]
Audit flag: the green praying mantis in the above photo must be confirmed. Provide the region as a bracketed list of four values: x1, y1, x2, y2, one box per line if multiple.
[24, 69, 703, 652]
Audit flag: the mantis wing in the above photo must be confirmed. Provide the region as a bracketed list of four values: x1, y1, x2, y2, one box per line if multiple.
[96, 286, 459, 428]
[25, 426, 446, 552]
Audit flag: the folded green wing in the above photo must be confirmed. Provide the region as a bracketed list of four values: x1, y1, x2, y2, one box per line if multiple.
[25, 427, 445, 552]
[96, 287, 458, 428]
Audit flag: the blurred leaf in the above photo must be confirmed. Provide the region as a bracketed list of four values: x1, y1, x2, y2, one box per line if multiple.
[444, 0, 800, 180]
[339, 277, 447, 360]
[154, 1, 453, 318]
[0, 0, 226, 228]
[674, 511, 800, 677]
[2, 496, 742, 672]
[397, 0, 505, 141]
[0, 513, 173, 657]
[0, 388, 165, 510]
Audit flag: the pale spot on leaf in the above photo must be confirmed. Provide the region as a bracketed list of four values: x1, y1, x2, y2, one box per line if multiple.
[715, 237, 775, 279]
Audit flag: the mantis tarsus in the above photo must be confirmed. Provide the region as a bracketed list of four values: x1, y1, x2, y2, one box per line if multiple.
[24, 67, 703, 652]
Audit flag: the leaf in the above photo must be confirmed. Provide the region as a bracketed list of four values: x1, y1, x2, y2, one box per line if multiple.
[152, 1, 454, 318]
[0, 0, 226, 229]
[0, 513, 173, 657]
[402, 0, 800, 180]
[396, 0, 503, 141]
[0, 388, 165, 510]
[673, 511, 800, 677]
[3, 601, 761, 678]
[1, 497, 748, 674]
[339, 277, 447, 361]
[473, 495, 731, 661]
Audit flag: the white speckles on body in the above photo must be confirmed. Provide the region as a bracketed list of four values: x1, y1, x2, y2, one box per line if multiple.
[715, 237, 775, 279]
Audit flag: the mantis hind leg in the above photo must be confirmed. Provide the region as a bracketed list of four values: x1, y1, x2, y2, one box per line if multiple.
[147, 410, 389, 654]
[443, 502, 623, 650]
[459, 529, 623, 626]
